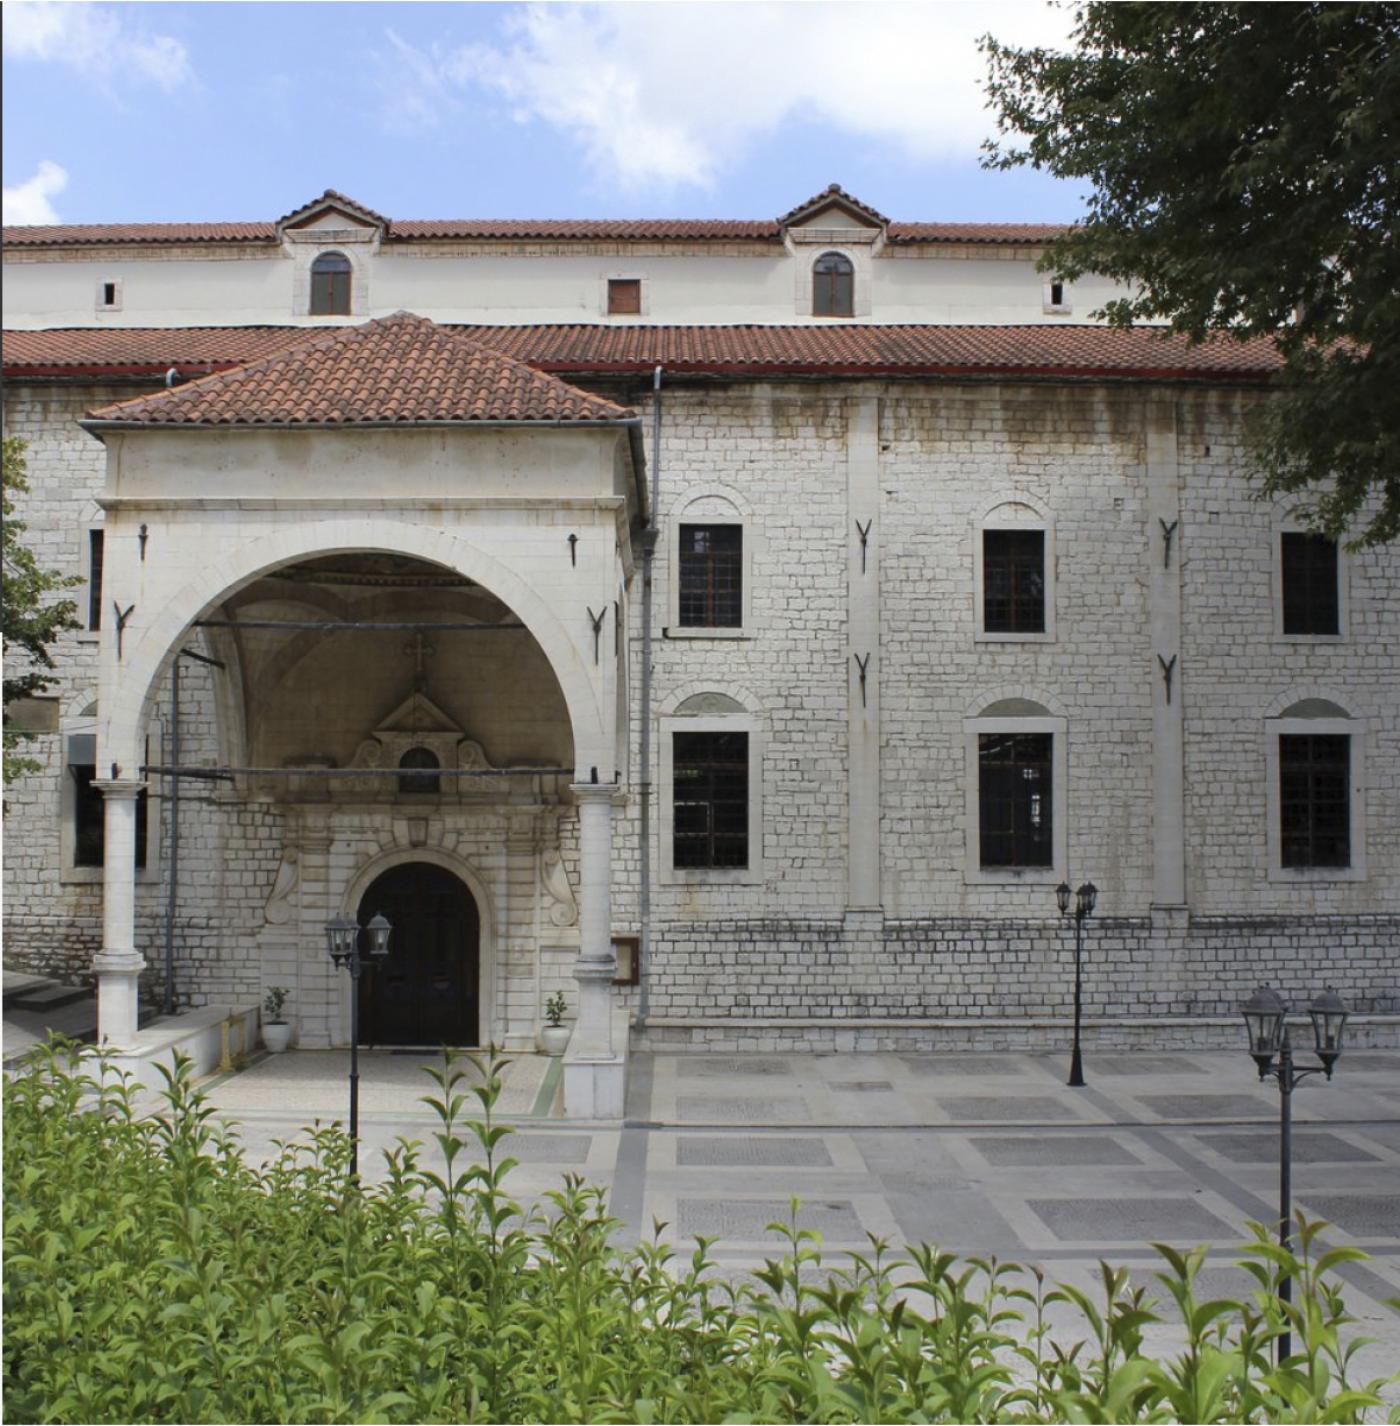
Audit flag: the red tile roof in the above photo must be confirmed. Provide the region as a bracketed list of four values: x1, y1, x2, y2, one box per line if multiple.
[3, 222, 276, 246]
[82, 314, 634, 426]
[778, 183, 891, 228]
[6, 322, 1283, 383]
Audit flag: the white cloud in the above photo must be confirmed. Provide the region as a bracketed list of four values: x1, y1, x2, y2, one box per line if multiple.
[385, 1, 1072, 189]
[3, 1, 192, 90]
[3, 160, 69, 225]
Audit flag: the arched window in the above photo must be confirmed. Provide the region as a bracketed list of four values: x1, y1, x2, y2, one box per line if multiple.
[310, 251, 352, 316]
[813, 252, 854, 317]
[398, 746, 441, 795]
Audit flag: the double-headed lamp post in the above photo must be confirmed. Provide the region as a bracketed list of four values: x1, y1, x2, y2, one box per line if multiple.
[1055, 881, 1097, 1087]
[325, 912, 392, 1183]
[1240, 983, 1348, 1364]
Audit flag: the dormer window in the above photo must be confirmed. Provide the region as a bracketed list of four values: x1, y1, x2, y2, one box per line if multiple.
[310, 251, 352, 316]
[813, 252, 854, 317]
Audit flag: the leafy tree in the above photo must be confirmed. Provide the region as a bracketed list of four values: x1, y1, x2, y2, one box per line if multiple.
[983, 3, 1400, 546]
[3, 437, 79, 784]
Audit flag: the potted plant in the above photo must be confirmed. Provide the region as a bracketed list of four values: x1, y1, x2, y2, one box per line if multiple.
[539, 990, 570, 1056]
[262, 986, 293, 1053]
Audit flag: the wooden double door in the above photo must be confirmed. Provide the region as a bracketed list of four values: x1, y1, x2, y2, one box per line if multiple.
[356, 863, 479, 1047]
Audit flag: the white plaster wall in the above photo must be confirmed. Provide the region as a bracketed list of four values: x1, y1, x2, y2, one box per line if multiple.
[4, 245, 1138, 329]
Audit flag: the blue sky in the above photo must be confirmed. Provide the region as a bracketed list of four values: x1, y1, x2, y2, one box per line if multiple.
[3, 1, 1086, 227]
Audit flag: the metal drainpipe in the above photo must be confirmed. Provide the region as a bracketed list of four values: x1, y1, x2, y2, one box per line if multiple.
[162, 654, 180, 1015]
[636, 365, 663, 1023]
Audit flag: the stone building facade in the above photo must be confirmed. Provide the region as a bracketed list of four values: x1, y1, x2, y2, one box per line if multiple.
[3, 186, 1396, 1108]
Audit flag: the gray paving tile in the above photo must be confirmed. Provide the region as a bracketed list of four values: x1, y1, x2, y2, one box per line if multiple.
[677, 1197, 865, 1241]
[1194, 1131, 1379, 1165]
[829, 1080, 894, 1093]
[675, 1058, 794, 1079]
[974, 1134, 1139, 1167]
[1029, 1197, 1237, 1242]
[1298, 1195, 1400, 1237]
[674, 1096, 811, 1123]
[937, 1095, 1081, 1122]
[677, 1136, 833, 1168]
[900, 1056, 1026, 1077]
[1136, 1094, 1273, 1119]
[498, 1134, 592, 1165]
[1092, 1055, 1208, 1077]
[1343, 1055, 1400, 1075]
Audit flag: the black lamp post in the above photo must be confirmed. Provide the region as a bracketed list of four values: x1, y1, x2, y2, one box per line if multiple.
[1055, 881, 1097, 1087]
[326, 911, 392, 1182]
[1240, 983, 1348, 1363]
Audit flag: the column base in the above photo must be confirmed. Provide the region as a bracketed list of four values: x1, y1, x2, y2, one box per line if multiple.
[563, 1050, 627, 1119]
[93, 951, 146, 1049]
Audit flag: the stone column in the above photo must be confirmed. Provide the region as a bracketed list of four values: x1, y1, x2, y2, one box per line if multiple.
[92, 779, 147, 1047]
[1146, 396, 1188, 928]
[564, 783, 624, 1116]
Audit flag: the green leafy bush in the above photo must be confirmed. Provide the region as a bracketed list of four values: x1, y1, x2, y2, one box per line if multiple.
[5, 1039, 1397, 1424]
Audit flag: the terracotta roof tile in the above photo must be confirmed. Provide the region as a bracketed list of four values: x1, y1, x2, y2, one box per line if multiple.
[3, 222, 276, 246]
[778, 183, 891, 228]
[5, 322, 1284, 382]
[277, 189, 389, 230]
[82, 314, 634, 426]
[387, 218, 778, 241]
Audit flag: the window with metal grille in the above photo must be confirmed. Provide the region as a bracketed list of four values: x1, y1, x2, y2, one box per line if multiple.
[983, 529, 1045, 633]
[978, 732, 1053, 867]
[310, 251, 352, 316]
[678, 524, 742, 627]
[673, 731, 748, 869]
[398, 746, 441, 795]
[1281, 532, 1339, 635]
[1280, 734, 1349, 867]
[88, 529, 104, 631]
[608, 278, 641, 314]
[813, 252, 854, 317]
[68, 736, 147, 868]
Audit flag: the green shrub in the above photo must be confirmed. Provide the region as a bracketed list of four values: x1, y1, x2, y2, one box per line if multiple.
[4, 1039, 1397, 1424]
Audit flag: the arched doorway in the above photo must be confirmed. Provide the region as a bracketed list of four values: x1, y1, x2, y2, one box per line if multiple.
[356, 863, 479, 1046]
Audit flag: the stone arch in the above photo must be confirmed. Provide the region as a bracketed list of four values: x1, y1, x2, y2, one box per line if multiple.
[104, 517, 604, 776]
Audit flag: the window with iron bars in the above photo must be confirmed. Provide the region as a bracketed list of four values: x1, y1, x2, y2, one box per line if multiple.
[673, 730, 748, 869]
[678, 524, 742, 627]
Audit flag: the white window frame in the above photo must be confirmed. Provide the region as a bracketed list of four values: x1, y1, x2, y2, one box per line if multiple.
[288, 235, 373, 320]
[660, 709, 764, 886]
[1042, 280, 1072, 315]
[95, 277, 123, 313]
[667, 491, 754, 639]
[1273, 516, 1348, 642]
[974, 501, 1056, 644]
[59, 706, 161, 885]
[601, 272, 649, 318]
[963, 712, 1068, 885]
[1265, 713, 1366, 883]
[791, 243, 874, 319]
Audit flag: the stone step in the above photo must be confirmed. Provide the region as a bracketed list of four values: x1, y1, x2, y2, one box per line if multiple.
[7, 982, 93, 1011]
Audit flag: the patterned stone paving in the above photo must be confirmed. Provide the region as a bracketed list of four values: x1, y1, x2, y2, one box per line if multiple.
[201, 1046, 1400, 1394]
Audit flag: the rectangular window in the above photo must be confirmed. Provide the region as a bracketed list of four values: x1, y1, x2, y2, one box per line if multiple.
[88, 529, 104, 631]
[678, 525, 742, 627]
[983, 530, 1045, 634]
[673, 731, 748, 869]
[978, 732, 1053, 868]
[68, 733, 147, 869]
[1281, 532, 1339, 635]
[1280, 734, 1349, 867]
[607, 278, 642, 314]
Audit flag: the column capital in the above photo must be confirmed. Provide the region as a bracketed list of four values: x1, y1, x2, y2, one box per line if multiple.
[570, 781, 620, 804]
[92, 778, 147, 800]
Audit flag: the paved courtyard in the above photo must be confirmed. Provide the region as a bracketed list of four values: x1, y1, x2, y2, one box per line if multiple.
[195, 1044, 1400, 1387]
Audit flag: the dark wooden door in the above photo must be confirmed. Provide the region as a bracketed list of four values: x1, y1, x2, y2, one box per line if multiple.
[356, 864, 479, 1047]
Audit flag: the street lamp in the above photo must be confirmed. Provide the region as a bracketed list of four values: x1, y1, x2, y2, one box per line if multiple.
[326, 911, 392, 1182]
[1240, 983, 1349, 1364]
[1055, 881, 1097, 1087]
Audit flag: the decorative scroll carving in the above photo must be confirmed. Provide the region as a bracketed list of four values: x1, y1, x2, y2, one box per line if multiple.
[541, 848, 579, 928]
[263, 847, 300, 925]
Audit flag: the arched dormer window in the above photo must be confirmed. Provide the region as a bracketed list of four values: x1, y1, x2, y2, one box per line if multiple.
[398, 746, 441, 795]
[813, 252, 854, 317]
[310, 251, 352, 316]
